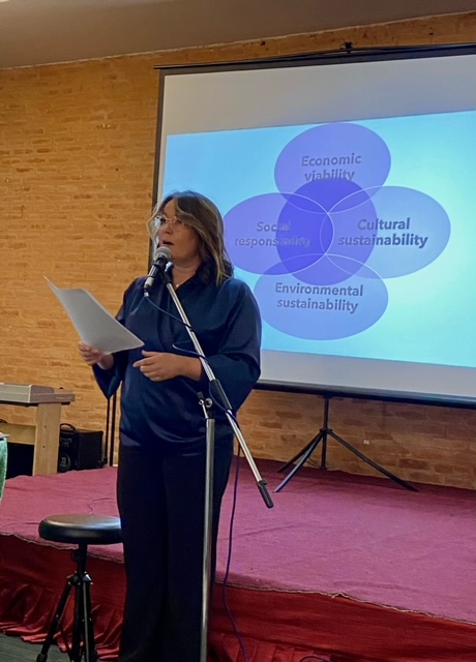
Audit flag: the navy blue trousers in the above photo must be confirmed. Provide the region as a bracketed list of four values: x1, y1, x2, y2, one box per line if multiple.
[116, 434, 234, 662]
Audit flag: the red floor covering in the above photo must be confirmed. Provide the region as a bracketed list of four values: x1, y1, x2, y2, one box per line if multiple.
[0, 460, 475, 661]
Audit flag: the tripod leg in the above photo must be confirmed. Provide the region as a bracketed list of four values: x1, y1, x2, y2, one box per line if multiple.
[329, 431, 418, 492]
[36, 578, 74, 662]
[81, 574, 99, 662]
[275, 432, 324, 493]
[278, 432, 321, 473]
[71, 574, 83, 662]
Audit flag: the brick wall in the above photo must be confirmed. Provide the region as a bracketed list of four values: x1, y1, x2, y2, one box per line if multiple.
[1, 13, 475, 488]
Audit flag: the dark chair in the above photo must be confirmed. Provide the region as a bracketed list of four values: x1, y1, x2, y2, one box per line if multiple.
[36, 513, 122, 662]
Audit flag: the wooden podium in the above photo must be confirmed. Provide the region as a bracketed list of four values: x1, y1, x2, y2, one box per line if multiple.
[0, 384, 75, 475]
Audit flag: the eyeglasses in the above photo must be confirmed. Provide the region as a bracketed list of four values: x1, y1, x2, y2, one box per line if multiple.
[154, 214, 185, 229]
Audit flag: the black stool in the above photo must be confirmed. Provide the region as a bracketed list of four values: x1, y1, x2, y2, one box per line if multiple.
[36, 514, 122, 662]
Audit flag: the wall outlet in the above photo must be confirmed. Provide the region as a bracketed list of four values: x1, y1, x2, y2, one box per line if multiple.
[363, 439, 371, 445]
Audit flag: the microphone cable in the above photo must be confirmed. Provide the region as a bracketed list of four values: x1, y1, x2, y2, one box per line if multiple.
[220, 446, 250, 662]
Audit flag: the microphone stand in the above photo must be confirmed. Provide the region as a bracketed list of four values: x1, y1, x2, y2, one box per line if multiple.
[145, 267, 273, 662]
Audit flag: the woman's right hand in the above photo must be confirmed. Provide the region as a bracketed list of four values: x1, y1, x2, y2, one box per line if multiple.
[78, 342, 114, 369]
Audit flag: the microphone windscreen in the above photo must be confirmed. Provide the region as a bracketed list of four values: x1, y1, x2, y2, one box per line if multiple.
[154, 246, 173, 263]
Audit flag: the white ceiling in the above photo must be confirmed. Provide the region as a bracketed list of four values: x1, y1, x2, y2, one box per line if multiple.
[0, 0, 474, 69]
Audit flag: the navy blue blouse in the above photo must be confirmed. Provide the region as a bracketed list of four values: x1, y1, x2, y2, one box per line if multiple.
[93, 270, 261, 447]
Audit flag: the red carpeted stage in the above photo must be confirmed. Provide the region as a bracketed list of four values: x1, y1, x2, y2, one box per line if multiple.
[0, 460, 475, 662]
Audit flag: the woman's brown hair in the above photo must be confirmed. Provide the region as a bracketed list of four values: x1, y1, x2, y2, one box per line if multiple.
[149, 190, 234, 285]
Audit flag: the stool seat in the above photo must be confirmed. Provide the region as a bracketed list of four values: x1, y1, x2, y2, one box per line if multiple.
[39, 513, 122, 545]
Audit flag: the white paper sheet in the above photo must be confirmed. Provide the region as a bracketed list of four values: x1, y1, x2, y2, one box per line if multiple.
[46, 278, 144, 354]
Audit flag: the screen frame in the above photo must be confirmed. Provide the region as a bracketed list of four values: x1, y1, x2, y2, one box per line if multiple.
[152, 42, 476, 409]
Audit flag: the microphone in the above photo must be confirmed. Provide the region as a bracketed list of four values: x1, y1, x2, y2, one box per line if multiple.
[144, 246, 173, 293]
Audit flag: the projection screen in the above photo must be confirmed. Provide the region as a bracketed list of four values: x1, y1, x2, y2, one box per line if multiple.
[153, 45, 476, 406]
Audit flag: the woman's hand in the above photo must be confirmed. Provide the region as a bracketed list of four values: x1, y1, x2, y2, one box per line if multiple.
[78, 342, 114, 370]
[133, 351, 202, 382]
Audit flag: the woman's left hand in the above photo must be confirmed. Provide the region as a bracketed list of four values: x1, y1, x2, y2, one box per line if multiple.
[133, 351, 202, 382]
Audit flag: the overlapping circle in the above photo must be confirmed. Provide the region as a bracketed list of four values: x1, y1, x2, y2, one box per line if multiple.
[224, 122, 450, 340]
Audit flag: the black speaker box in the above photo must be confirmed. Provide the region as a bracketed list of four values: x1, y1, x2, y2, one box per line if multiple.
[58, 425, 104, 473]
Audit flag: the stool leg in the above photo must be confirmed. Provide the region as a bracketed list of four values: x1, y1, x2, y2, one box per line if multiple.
[71, 572, 83, 661]
[80, 573, 99, 662]
[70, 545, 99, 662]
[37, 544, 100, 662]
[35, 576, 74, 662]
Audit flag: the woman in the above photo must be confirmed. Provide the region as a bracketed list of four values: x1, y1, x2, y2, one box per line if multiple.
[78, 191, 261, 662]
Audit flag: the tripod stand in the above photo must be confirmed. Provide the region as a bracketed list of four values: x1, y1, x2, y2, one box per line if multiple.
[36, 544, 98, 662]
[276, 395, 417, 493]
